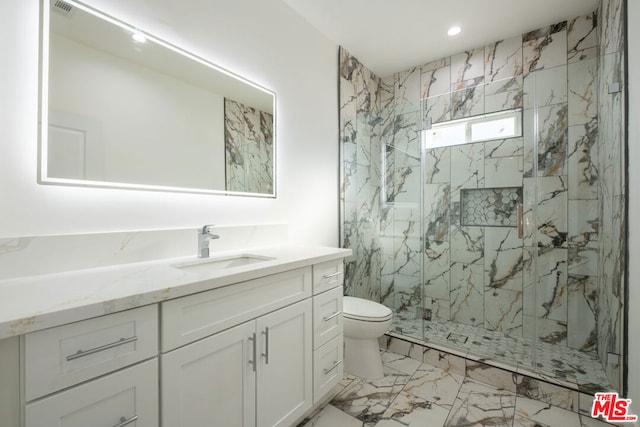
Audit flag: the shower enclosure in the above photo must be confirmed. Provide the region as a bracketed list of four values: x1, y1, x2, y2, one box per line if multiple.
[340, 0, 626, 394]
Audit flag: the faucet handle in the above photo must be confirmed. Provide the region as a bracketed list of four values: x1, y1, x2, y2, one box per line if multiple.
[200, 224, 215, 234]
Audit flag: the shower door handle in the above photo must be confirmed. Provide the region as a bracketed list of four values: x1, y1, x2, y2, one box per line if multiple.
[517, 203, 523, 239]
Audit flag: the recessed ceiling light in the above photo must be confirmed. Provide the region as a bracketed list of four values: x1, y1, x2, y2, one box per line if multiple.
[132, 31, 147, 43]
[448, 26, 462, 36]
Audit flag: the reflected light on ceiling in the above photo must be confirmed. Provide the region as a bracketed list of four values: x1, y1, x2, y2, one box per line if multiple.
[447, 26, 462, 36]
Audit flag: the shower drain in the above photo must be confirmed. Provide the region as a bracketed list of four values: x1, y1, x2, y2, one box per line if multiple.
[446, 332, 469, 344]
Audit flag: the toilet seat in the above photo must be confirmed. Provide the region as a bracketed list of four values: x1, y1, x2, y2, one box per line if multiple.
[343, 296, 392, 322]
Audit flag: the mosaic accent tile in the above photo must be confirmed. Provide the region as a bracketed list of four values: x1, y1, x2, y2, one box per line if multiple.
[460, 187, 521, 227]
[567, 13, 598, 63]
[485, 36, 523, 82]
[523, 30, 568, 75]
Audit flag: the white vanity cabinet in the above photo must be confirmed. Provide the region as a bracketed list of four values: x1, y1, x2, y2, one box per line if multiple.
[311, 260, 344, 404]
[160, 268, 314, 427]
[22, 305, 159, 427]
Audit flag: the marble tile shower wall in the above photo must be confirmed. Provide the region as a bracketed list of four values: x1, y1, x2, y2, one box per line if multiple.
[340, 2, 624, 390]
[596, 0, 625, 391]
[224, 98, 274, 194]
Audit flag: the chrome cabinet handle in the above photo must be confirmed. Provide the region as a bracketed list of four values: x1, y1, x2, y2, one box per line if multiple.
[248, 333, 257, 372]
[323, 360, 342, 375]
[113, 415, 138, 427]
[323, 311, 342, 322]
[323, 272, 342, 279]
[66, 336, 138, 361]
[261, 327, 269, 364]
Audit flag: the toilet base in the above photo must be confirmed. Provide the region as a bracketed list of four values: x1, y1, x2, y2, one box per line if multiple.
[343, 335, 384, 379]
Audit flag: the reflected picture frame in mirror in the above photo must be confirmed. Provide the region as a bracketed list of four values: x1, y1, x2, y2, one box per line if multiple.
[39, 0, 277, 197]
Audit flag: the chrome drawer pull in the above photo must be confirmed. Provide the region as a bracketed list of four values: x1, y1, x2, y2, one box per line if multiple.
[323, 311, 342, 322]
[323, 360, 342, 375]
[322, 272, 342, 279]
[113, 415, 138, 427]
[248, 333, 257, 372]
[261, 327, 270, 364]
[66, 336, 138, 361]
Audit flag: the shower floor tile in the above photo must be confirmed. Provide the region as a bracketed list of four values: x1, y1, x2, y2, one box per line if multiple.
[392, 315, 611, 393]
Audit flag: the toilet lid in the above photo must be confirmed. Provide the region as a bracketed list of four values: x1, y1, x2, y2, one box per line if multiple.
[343, 296, 392, 321]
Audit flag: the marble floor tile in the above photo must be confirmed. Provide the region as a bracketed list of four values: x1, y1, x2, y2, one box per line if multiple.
[402, 365, 464, 408]
[375, 391, 450, 427]
[444, 378, 516, 426]
[302, 350, 622, 427]
[514, 396, 582, 427]
[331, 366, 412, 425]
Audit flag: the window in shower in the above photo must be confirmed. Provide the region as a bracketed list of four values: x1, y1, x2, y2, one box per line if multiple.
[423, 109, 522, 149]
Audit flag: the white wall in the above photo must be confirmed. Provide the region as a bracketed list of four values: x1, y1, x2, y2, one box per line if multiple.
[0, 0, 339, 245]
[627, 0, 639, 404]
[50, 34, 226, 189]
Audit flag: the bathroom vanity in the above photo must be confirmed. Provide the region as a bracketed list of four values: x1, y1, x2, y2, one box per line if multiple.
[0, 243, 350, 427]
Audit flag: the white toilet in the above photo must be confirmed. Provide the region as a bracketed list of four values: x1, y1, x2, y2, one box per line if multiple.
[342, 296, 393, 379]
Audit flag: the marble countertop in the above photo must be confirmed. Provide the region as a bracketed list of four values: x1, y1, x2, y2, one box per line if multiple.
[0, 245, 351, 340]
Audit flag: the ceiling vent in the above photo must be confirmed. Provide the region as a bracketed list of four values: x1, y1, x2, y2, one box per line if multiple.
[52, 0, 75, 17]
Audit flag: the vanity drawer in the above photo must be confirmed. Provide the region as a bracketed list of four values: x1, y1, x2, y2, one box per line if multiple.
[161, 267, 312, 352]
[313, 334, 343, 404]
[25, 358, 158, 427]
[313, 260, 344, 294]
[24, 305, 158, 401]
[313, 286, 343, 349]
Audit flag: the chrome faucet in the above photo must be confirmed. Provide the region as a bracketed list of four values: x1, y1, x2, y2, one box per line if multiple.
[197, 225, 220, 258]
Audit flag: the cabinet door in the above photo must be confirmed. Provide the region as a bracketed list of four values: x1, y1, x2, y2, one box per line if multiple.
[256, 299, 312, 427]
[25, 358, 158, 427]
[161, 321, 256, 427]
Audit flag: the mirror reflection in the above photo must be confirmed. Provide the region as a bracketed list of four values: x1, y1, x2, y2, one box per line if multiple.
[41, 0, 276, 196]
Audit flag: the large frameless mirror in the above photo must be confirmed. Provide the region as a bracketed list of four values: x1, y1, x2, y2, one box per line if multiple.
[39, 0, 276, 197]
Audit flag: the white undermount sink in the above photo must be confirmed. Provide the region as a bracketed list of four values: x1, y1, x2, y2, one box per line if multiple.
[173, 254, 275, 274]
